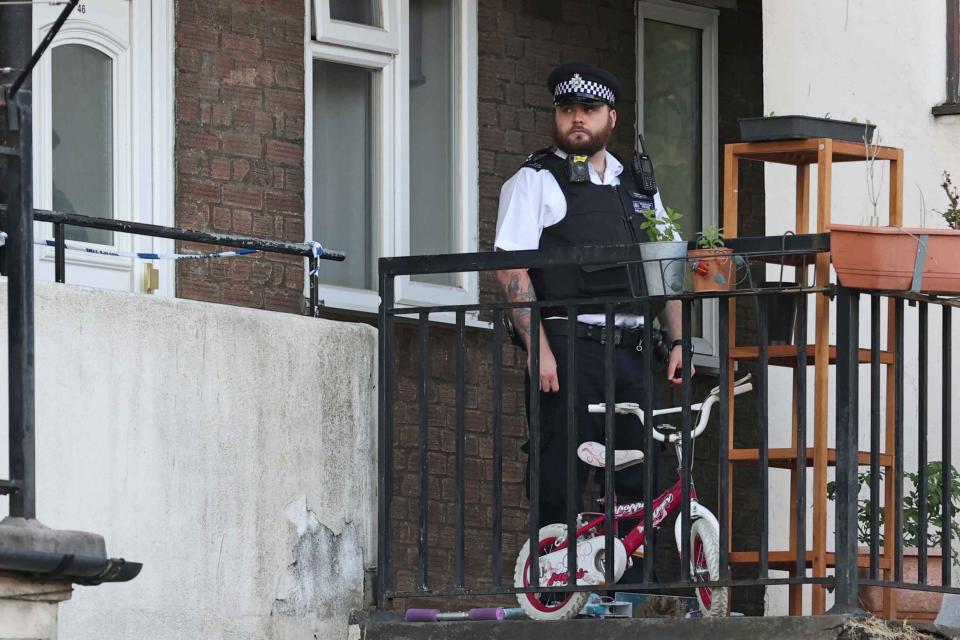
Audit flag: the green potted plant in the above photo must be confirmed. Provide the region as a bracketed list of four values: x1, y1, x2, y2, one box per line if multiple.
[637, 206, 687, 296]
[827, 462, 960, 620]
[832, 169, 960, 294]
[688, 225, 735, 293]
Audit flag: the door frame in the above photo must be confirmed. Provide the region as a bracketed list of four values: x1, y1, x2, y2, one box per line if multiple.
[636, 0, 719, 368]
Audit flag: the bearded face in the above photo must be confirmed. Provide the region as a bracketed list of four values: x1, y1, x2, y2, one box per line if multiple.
[553, 103, 616, 156]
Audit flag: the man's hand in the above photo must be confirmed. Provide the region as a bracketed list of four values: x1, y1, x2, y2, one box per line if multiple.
[496, 267, 561, 393]
[529, 332, 560, 392]
[666, 343, 696, 385]
[661, 300, 695, 384]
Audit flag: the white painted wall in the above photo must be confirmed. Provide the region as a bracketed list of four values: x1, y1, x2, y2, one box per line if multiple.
[763, 0, 960, 614]
[0, 280, 378, 639]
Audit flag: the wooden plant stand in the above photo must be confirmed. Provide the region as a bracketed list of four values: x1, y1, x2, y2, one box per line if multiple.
[722, 138, 903, 616]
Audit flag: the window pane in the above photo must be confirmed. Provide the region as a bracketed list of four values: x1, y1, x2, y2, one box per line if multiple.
[329, 0, 382, 27]
[643, 19, 702, 333]
[409, 0, 456, 286]
[52, 44, 113, 245]
[312, 61, 374, 290]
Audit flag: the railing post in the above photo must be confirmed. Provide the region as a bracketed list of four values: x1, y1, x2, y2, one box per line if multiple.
[54, 221, 65, 283]
[830, 286, 864, 614]
[5, 91, 36, 519]
[376, 269, 395, 604]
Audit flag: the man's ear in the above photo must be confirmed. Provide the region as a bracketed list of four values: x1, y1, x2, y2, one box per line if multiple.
[609, 107, 618, 129]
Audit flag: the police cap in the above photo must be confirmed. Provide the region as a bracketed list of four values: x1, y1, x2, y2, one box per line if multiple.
[547, 62, 622, 108]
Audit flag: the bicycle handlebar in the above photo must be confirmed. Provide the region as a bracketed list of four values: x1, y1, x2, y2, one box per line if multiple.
[587, 374, 753, 443]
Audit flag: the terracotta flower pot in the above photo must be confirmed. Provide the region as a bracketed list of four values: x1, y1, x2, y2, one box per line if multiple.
[831, 224, 960, 294]
[688, 247, 735, 292]
[858, 548, 945, 622]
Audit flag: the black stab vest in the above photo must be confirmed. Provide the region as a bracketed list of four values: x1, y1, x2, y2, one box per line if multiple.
[523, 149, 665, 320]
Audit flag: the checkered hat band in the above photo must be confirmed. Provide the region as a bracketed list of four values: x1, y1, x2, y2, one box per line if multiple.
[554, 79, 615, 104]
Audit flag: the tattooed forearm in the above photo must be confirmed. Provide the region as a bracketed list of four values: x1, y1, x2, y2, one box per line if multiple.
[497, 269, 538, 349]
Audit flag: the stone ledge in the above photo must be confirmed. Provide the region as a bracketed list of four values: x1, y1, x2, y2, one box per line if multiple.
[360, 614, 960, 640]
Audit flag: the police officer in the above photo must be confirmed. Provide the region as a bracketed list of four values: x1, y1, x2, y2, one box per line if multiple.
[494, 61, 694, 527]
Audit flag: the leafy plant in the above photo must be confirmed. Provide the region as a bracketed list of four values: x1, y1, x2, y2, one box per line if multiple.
[938, 171, 960, 230]
[826, 462, 960, 567]
[696, 225, 725, 250]
[640, 206, 683, 243]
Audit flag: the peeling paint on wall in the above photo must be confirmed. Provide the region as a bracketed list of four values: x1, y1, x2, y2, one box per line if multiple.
[272, 497, 365, 620]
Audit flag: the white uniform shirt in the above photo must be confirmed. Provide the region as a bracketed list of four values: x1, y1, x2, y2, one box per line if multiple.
[494, 148, 678, 326]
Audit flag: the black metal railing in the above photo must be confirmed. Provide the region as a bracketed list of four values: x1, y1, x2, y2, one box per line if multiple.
[833, 287, 960, 612]
[376, 234, 921, 609]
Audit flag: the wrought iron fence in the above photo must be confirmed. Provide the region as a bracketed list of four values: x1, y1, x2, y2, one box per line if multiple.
[833, 287, 959, 612]
[378, 235, 900, 604]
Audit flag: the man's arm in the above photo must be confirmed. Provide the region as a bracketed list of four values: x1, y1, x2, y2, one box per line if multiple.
[660, 299, 696, 384]
[496, 267, 559, 393]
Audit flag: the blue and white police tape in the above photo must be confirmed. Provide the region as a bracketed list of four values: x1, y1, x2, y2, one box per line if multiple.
[306, 240, 324, 275]
[34, 238, 257, 261]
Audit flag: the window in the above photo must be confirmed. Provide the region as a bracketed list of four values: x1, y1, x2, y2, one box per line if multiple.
[52, 44, 114, 246]
[933, 0, 960, 115]
[637, 1, 719, 366]
[307, 0, 479, 314]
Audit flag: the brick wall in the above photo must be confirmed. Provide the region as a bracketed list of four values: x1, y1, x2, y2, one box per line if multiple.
[174, 0, 306, 313]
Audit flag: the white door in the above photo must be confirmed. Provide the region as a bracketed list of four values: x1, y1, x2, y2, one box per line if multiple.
[32, 0, 174, 295]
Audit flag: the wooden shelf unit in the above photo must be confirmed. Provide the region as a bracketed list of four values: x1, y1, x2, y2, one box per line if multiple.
[723, 138, 903, 617]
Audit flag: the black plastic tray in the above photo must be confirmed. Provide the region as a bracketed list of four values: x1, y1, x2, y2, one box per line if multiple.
[738, 115, 876, 143]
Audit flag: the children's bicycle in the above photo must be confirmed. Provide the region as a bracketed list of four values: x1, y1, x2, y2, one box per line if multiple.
[513, 375, 754, 620]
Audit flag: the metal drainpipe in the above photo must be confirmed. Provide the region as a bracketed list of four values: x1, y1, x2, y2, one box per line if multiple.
[1, 3, 36, 519]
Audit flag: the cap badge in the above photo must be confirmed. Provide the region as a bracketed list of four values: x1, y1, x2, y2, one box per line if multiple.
[569, 73, 584, 90]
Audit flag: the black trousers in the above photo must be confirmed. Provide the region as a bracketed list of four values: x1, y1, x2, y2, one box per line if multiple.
[524, 333, 658, 528]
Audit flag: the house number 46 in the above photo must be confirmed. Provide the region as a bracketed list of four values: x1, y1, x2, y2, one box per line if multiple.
[77, 4, 87, 13]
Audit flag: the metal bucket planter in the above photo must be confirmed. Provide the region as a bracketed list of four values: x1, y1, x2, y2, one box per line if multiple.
[639, 241, 688, 296]
[831, 224, 960, 294]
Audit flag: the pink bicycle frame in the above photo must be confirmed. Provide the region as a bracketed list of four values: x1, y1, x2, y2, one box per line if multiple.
[554, 473, 696, 559]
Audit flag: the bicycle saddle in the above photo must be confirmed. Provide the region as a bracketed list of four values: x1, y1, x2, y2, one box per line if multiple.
[577, 441, 644, 470]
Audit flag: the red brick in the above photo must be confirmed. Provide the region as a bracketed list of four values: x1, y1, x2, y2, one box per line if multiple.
[180, 177, 220, 202]
[178, 24, 220, 52]
[222, 184, 263, 209]
[211, 206, 232, 230]
[222, 132, 262, 158]
[265, 139, 302, 167]
[264, 190, 301, 214]
[222, 33, 262, 58]
[210, 157, 231, 180]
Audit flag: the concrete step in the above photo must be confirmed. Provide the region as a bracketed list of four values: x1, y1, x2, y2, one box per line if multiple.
[358, 614, 960, 640]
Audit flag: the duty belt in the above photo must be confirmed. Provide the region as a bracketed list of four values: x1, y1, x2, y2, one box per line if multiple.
[542, 319, 646, 350]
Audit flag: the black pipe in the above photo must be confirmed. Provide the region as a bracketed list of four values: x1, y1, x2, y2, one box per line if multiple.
[6, 91, 35, 519]
[8, 0, 79, 99]
[0, 1, 32, 93]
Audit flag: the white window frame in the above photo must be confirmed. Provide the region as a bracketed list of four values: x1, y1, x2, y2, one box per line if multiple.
[637, 0, 719, 368]
[313, 0, 401, 54]
[305, 0, 480, 318]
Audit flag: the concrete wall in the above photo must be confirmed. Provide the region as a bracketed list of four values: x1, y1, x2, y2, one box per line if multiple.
[762, 0, 960, 614]
[0, 279, 377, 639]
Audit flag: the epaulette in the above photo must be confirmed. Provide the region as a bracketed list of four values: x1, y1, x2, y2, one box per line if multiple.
[520, 146, 554, 171]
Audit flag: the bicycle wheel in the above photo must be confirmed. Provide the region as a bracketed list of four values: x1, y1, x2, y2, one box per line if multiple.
[513, 524, 589, 621]
[690, 519, 729, 616]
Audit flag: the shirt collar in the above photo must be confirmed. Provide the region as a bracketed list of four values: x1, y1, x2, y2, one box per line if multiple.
[552, 148, 622, 185]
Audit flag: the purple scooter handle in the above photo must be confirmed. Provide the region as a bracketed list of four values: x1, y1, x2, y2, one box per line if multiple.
[405, 607, 505, 622]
